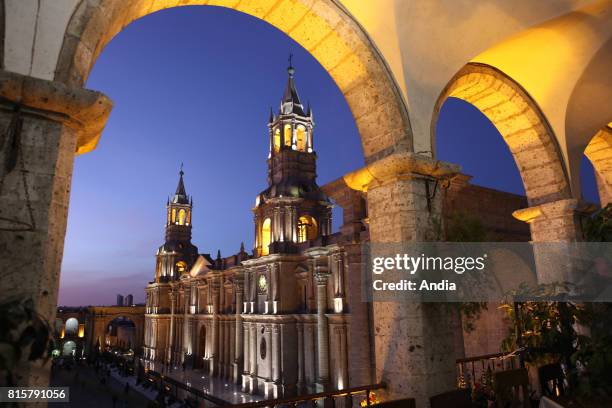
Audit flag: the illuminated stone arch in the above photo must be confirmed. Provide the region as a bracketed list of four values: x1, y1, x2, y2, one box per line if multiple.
[297, 214, 318, 242]
[260, 218, 272, 256]
[585, 124, 612, 206]
[64, 317, 79, 336]
[432, 63, 571, 206]
[55, 0, 412, 160]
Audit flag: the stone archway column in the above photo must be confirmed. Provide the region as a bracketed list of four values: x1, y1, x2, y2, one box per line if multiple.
[344, 152, 461, 407]
[0, 70, 111, 387]
[513, 198, 591, 284]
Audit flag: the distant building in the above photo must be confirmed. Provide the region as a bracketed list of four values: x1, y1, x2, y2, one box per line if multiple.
[125, 294, 134, 307]
[116, 294, 124, 307]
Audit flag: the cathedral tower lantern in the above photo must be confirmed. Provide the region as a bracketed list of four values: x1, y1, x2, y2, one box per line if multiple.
[155, 167, 199, 282]
[254, 60, 333, 257]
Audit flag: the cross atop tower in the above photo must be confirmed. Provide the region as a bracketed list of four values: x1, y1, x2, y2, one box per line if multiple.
[288, 53, 294, 77]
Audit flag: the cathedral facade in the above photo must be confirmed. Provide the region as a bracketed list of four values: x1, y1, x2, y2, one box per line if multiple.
[143, 64, 372, 398]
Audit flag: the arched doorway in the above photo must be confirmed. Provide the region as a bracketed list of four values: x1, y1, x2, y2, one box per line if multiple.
[105, 316, 137, 352]
[62, 341, 77, 356]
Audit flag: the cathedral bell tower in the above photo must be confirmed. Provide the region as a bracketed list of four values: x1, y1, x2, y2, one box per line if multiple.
[253, 59, 332, 257]
[155, 167, 199, 282]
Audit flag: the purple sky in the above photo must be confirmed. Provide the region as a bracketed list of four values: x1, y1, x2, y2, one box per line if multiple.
[57, 6, 598, 307]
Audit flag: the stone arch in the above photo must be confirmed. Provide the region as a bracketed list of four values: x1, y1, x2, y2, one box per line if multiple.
[95, 311, 145, 352]
[64, 317, 79, 336]
[54, 0, 411, 160]
[584, 124, 612, 206]
[432, 63, 571, 207]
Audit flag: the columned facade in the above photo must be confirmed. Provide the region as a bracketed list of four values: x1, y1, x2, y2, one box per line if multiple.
[144, 65, 358, 399]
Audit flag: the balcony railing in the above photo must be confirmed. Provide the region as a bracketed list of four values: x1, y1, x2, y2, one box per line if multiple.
[146, 370, 385, 407]
[456, 351, 523, 390]
[230, 383, 386, 407]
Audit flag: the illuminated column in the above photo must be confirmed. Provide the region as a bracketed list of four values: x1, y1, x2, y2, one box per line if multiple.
[296, 323, 304, 387]
[308, 128, 313, 152]
[210, 281, 219, 376]
[315, 268, 330, 390]
[273, 207, 279, 242]
[271, 263, 279, 314]
[168, 291, 176, 365]
[254, 215, 259, 253]
[249, 324, 257, 393]
[349, 152, 460, 406]
[272, 325, 281, 383]
[278, 207, 286, 242]
[513, 198, 589, 283]
[243, 321, 250, 374]
[219, 321, 225, 377]
[234, 277, 244, 383]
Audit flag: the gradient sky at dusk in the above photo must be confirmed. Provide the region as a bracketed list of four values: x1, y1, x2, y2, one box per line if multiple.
[58, 6, 599, 306]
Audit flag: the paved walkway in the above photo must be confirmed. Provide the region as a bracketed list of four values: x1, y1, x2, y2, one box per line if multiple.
[50, 362, 151, 408]
[145, 360, 263, 405]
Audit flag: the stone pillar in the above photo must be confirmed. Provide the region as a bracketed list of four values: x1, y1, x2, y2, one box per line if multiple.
[234, 276, 244, 383]
[344, 152, 460, 406]
[168, 292, 176, 365]
[296, 322, 304, 387]
[315, 269, 331, 390]
[210, 281, 220, 376]
[0, 70, 111, 386]
[249, 323, 258, 393]
[272, 325, 281, 383]
[595, 171, 612, 206]
[513, 198, 590, 283]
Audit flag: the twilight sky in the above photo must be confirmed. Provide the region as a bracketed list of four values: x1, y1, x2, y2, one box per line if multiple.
[58, 6, 599, 306]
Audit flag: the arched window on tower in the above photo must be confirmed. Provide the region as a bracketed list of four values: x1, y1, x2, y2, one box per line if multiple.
[171, 208, 177, 224]
[297, 215, 318, 242]
[176, 261, 187, 274]
[274, 129, 281, 153]
[261, 218, 272, 256]
[284, 124, 292, 147]
[296, 125, 307, 151]
[178, 209, 186, 225]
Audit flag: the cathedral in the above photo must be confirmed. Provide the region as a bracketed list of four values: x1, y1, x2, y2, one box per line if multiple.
[143, 63, 373, 398]
[142, 62, 533, 401]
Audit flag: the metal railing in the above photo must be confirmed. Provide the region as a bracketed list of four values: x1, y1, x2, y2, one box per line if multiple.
[145, 370, 384, 407]
[456, 351, 523, 390]
[230, 383, 386, 407]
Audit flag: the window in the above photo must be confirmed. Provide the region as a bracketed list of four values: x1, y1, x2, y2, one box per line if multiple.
[284, 124, 292, 147]
[274, 129, 281, 153]
[297, 215, 318, 242]
[178, 209, 186, 225]
[296, 125, 307, 151]
[261, 218, 271, 256]
[176, 261, 187, 274]
[171, 208, 176, 223]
